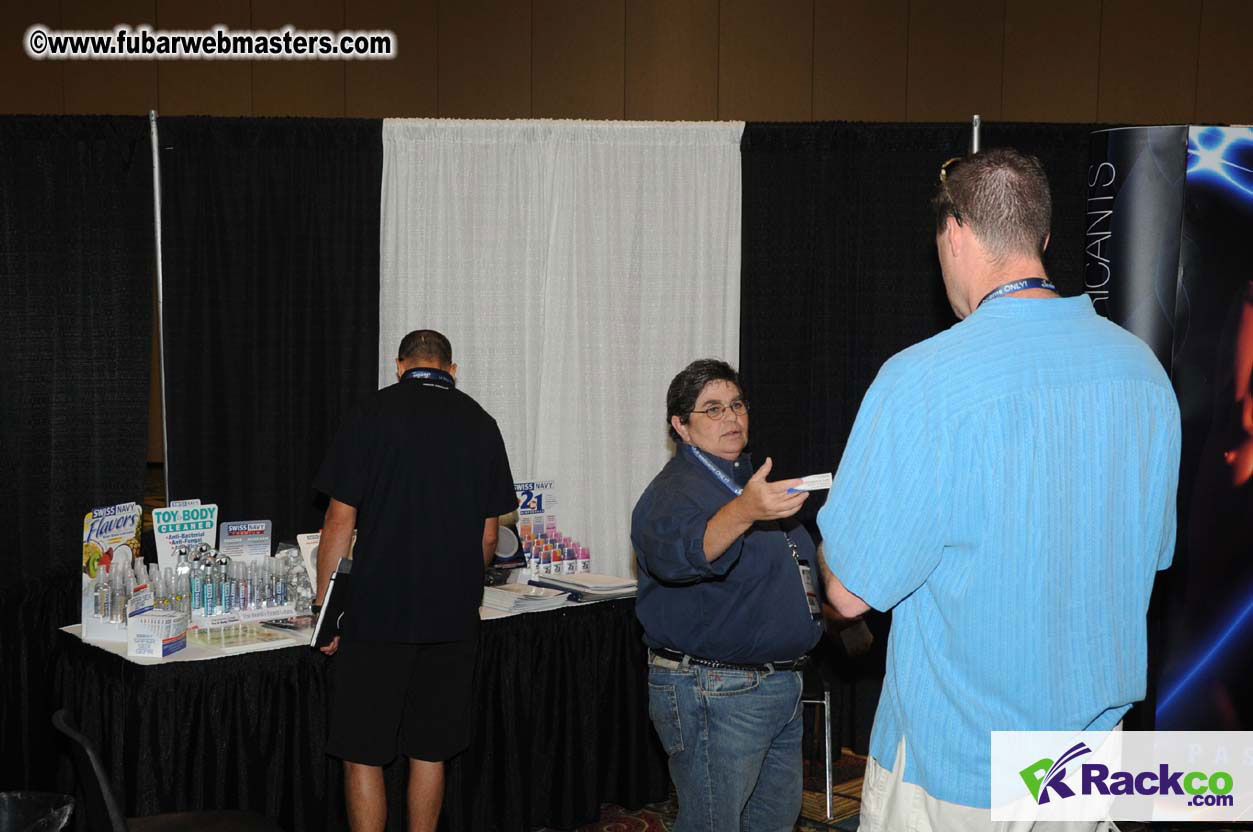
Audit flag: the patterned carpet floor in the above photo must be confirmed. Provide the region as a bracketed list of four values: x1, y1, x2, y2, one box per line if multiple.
[543, 755, 1253, 832]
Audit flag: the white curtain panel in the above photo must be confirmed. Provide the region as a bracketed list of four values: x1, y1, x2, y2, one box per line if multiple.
[379, 119, 743, 577]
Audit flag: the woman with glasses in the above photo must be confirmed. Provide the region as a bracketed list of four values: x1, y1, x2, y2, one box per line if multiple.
[630, 358, 824, 832]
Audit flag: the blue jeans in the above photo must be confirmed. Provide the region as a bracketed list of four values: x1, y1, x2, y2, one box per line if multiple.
[647, 659, 804, 832]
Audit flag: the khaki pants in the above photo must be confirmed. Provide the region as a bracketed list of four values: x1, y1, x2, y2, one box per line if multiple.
[858, 738, 1119, 832]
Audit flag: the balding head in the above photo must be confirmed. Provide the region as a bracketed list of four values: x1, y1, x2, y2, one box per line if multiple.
[397, 329, 452, 368]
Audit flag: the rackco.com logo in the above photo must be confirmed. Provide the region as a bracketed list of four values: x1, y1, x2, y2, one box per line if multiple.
[1019, 741, 1235, 808]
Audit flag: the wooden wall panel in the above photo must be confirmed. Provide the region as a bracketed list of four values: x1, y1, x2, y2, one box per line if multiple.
[906, 0, 1004, 122]
[813, 0, 907, 121]
[625, 0, 717, 121]
[1195, 0, 1253, 125]
[346, 0, 436, 118]
[251, 0, 345, 117]
[532, 0, 624, 119]
[62, 0, 158, 115]
[0, 0, 63, 114]
[719, 0, 813, 121]
[1002, 0, 1099, 122]
[11, 4, 1249, 132]
[155, 0, 251, 116]
[438, 0, 530, 118]
[1097, 0, 1201, 124]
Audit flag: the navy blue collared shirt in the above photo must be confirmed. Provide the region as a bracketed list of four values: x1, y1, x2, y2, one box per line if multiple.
[631, 445, 823, 664]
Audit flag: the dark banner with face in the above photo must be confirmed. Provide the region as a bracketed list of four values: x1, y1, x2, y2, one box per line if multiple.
[1156, 126, 1253, 731]
[1084, 126, 1188, 370]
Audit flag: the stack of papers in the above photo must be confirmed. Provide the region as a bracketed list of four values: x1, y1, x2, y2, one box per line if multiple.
[482, 583, 569, 613]
[530, 573, 638, 601]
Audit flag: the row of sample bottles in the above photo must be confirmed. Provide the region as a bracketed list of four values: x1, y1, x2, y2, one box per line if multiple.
[86, 543, 306, 624]
[519, 516, 591, 575]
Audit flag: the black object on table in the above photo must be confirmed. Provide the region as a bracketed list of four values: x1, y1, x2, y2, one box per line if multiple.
[53, 598, 668, 831]
[310, 559, 351, 649]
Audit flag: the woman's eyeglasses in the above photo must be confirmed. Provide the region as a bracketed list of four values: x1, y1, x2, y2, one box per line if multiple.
[689, 400, 749, 421]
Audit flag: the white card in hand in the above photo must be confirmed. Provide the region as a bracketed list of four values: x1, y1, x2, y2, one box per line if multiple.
[788, 473, 832, 493]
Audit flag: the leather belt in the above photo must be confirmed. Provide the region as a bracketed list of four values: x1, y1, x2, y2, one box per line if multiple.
[649, 646, 809, 672]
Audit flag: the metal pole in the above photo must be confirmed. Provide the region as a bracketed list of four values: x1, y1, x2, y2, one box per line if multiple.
[149, 110, 170, 505]
[970, 114, 982, 154]
[824, 688, 833, 819]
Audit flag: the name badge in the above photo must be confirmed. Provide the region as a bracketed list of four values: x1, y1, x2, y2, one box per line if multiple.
[797, 560, 822, 619]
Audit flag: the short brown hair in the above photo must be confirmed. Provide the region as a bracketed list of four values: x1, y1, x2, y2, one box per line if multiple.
[932, 147, 1051, 261]
[665, 359, 741, 444]
[397, 329, 452, 366]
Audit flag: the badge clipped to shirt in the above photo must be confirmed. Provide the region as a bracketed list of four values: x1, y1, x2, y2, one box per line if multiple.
[797, 560, 823, 619]
[784, 532, 822, 620]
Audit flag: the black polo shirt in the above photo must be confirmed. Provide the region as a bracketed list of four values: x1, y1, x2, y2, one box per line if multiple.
[314, 370, 517, 643]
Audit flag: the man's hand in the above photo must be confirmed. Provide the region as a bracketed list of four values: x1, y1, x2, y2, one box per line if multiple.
[736, 457, 808, 522]
[315, 499, 355, 653]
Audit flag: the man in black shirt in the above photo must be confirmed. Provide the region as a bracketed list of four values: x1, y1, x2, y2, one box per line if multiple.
[314, 329, 517, 832]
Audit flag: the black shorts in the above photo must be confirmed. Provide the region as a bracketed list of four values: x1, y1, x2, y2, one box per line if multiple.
[327, 638, 478, 765]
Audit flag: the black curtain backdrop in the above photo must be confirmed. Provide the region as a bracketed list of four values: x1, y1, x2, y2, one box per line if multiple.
[739, 121, 1098, 749]
[740, 121, 1095, 494]
[159, 118, 382, 545]
[0, 115, 154, 788]
[0, 115, 1103, 799]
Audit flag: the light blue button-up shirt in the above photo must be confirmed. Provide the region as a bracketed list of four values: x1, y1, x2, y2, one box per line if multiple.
[817, 294, 1181, 808]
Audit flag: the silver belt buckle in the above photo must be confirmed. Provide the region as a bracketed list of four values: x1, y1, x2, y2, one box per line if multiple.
[648, 649, 684, 669]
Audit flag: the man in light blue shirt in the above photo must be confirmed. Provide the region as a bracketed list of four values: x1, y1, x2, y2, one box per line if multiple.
[817, 148, 1181, 831]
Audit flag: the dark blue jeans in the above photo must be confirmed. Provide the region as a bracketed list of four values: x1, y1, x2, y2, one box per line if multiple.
[647, 659, 804, 832]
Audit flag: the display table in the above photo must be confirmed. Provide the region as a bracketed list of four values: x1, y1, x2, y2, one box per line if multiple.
[61, 622, 308, 663]
[53, 599, 668, 831]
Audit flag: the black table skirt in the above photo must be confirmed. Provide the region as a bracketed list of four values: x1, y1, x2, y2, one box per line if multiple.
[54, 599, 669, 831]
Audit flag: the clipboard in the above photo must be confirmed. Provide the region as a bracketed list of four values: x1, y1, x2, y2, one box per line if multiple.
[311, 558, 352, 648]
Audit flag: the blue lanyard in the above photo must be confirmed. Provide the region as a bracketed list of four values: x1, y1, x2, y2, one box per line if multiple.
[977, 277, 1057, 309]
[685, 445, 800, 561]
[686, 445, 742, 496]
[402, 368, 455, 388]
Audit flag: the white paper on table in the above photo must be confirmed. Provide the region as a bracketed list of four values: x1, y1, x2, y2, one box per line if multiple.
[126, 610, 188, 659]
